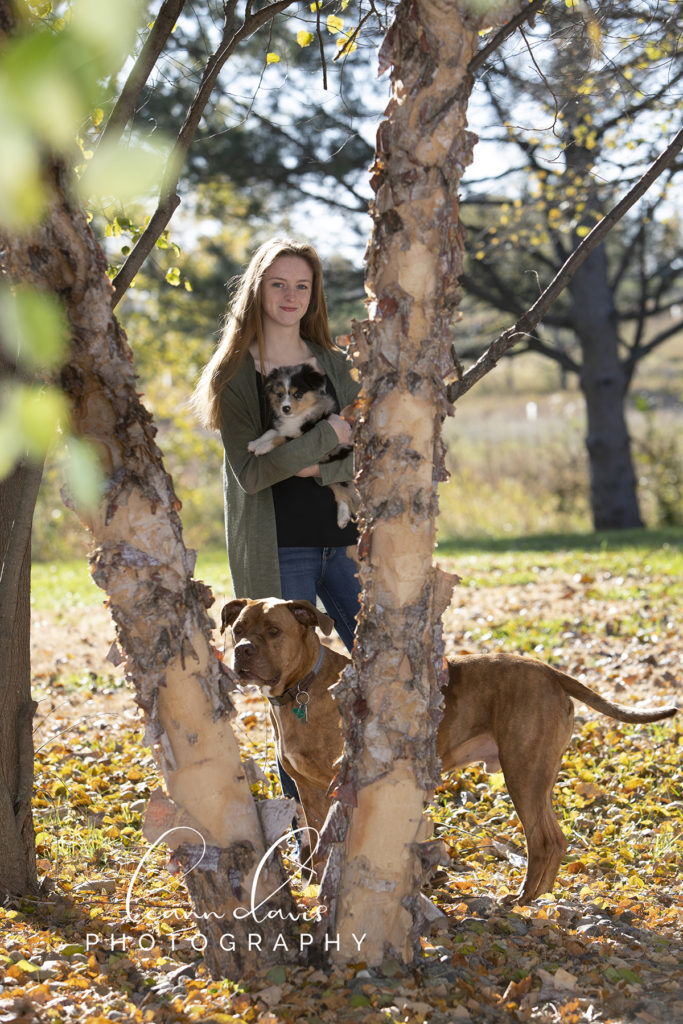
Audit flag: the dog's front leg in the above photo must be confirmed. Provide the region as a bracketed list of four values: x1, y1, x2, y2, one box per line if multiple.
[248, 429, 286, 455]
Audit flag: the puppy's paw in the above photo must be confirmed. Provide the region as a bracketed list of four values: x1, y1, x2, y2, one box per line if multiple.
[248, 437, 274, 456]
[336, 502, 350, 529]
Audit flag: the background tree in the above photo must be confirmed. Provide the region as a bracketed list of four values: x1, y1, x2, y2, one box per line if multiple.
[458, 0, 683, 528]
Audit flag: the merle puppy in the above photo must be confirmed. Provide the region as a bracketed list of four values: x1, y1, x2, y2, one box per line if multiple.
[248, 362, 358, 528]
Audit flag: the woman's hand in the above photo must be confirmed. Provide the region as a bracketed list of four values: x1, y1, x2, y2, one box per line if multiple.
[295, 464, 321, 478]
[327, 412, 352, 446]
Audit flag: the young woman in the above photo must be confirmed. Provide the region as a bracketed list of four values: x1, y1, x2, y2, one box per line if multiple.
[193, 237, 361, 652]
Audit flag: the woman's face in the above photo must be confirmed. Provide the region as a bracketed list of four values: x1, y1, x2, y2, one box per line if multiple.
[260, 255, 314, 333]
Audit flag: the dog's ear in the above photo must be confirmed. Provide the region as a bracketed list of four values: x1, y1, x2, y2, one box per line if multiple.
[300, 365, 327, 392]
[286, 600, 334, 636]
[220, 599, 248, 633]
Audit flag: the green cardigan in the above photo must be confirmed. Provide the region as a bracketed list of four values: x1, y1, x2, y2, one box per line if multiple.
[219, 343, 360, 599]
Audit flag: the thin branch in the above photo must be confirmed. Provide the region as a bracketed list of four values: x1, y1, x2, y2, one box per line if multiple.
[520, 332, 580, 374]
[315, 0, 328, 90]
[111, 0, 296, 305]
[468, 0, 546, 74]
[449, 126, 683, 402]
[96, 0, 187, 151]
[625, 316, 683, 378]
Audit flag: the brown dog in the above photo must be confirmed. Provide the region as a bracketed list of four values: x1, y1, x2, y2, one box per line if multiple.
[221, 597, 678, 902]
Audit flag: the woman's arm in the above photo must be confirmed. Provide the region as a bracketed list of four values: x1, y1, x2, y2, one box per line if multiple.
[220, 383, 340, 494]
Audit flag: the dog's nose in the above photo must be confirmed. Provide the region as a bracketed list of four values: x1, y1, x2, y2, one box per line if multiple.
[235, 638, 256, 660]
[281, 403, 291, 414]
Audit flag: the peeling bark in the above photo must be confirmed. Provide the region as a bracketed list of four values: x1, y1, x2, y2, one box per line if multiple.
[0, 163, 298, 976]
[325, 0, 524, 965]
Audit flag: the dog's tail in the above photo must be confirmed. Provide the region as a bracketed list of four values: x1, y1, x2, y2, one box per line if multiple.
[554, 669, 678, 723]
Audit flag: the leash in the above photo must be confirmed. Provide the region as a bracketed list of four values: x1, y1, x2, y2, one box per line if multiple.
[266, 646, 325, 723]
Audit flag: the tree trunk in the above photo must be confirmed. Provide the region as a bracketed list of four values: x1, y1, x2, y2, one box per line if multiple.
[556, 27, 644, 533]
[0, 163, 299, 977]
[321, 0, 521, 966]
[571, 245, 643, 530]
[0, 446, 42, 898]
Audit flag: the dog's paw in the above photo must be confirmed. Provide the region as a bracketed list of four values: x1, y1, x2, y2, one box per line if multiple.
[336, 502, 351, 529]
[248, 437, 274, 456]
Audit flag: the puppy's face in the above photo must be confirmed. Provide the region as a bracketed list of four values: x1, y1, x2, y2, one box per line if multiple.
[220, 598, 333, 696]
[264, 364, 327, 421]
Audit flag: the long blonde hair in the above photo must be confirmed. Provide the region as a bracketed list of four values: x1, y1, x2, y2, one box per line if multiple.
[192, 238, 334, 430]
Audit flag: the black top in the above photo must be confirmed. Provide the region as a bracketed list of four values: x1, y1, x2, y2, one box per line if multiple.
[255, 371, 357, 548]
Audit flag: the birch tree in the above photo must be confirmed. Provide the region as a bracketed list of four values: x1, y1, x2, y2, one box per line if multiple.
[319, 0, 531, 965]
[0, 0, 304, 978]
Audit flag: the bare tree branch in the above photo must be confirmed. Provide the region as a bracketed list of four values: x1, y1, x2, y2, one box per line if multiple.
[468, 0, 546, 74]
[625, 316, 683, 383]
[96, 0, 187, 151]
[517, 331, 580, 374]
[111, 0, 297, 305]
[449, 126, 683, 402]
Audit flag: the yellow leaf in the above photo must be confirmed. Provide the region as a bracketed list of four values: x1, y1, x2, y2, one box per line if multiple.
[576, 225, 591, 237]
[92, 107, 104, 127]
[10, 960, 40, 976]
[336, 30, 357, 54]
[327, 14, 343, 33]
[587, 19, 601, 51]
[297, 30, 314, 47]
[266, 52, 280, 64]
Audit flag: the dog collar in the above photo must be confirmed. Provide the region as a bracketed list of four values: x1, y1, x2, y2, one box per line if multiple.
[267, 646, 325, 709]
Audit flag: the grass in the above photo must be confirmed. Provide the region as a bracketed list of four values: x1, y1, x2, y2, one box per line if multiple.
[31, 560, 103, 611]
[31, 529, 682, 611]
[30, 548, 236, 613]
[436, 528, 682, 587]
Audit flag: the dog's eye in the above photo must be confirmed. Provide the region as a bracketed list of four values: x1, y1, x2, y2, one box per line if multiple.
[293, 390, 303, 399]
[267, 626, 281, 638]
[233, 624, 244, 638]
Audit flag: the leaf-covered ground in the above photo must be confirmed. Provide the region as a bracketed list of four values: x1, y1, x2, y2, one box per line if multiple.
[2, 543, 681, 1023]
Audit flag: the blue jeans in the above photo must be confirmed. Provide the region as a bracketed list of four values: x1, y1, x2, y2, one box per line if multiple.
[277, 546, 360, 810]
[278, 546, 360, 654]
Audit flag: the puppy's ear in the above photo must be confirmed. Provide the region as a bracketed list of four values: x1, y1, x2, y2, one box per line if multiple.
[221, 599, 248, 633]
[286, 600, 334, 636]
[301, 366, 326, 391]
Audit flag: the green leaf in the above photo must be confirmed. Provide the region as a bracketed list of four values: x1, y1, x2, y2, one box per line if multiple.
[77, 138, 173, 205]
[0, 383, 68, 477]
[63, 436, 103, 510]
[0, 285, 68, 370]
